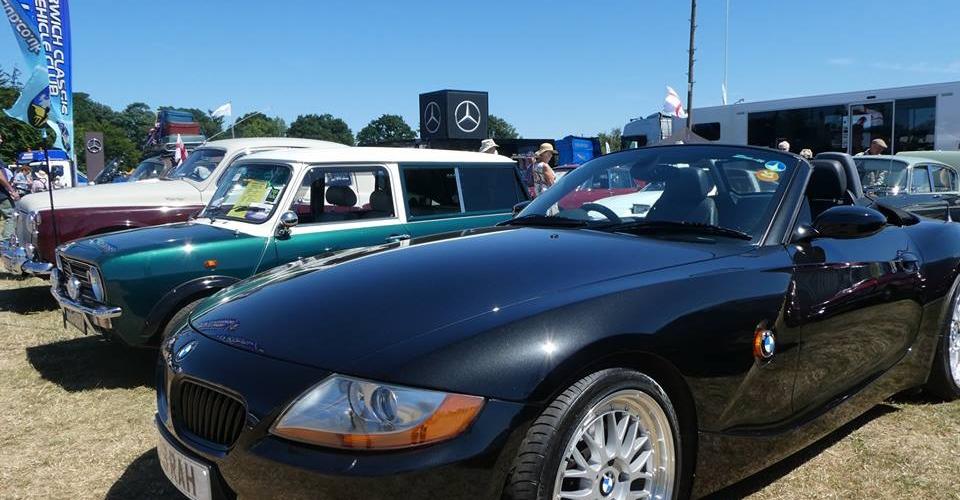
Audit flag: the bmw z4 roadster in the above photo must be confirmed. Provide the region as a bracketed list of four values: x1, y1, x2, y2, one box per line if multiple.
[156, 145, 960, 499]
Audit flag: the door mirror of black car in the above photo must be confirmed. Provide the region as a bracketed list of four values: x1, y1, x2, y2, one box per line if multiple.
[811, 205, 887, 239]
[512, 200, 531, 216]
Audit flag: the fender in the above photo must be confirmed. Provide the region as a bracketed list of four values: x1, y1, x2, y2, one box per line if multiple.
[143, 275, 240, 341]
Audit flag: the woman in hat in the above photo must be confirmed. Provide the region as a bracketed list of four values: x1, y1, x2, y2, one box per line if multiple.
[532, 143, 557, 196]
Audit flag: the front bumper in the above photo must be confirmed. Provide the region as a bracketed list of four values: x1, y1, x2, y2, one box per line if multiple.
[50, 269, 121, 330]
[157, 328, 531, 500]
[0, 239, 52, 275]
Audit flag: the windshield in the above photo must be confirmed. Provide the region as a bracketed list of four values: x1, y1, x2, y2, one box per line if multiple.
[164, 148, 226, 182]
[203, 163, 292, 224]
[128, 158, 167, 182]
[519, 145, 799, 242]
[855, 158, 908, 196]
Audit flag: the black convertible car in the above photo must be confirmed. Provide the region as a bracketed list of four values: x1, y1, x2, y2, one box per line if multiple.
[155, 144, 960, 500]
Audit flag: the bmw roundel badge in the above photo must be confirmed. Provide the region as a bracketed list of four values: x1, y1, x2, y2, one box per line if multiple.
[754, 329, 776, 360]
[175, 340, 198, 362]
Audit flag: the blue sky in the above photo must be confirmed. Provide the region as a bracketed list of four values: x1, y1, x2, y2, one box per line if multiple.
[2, 0, 959, 139]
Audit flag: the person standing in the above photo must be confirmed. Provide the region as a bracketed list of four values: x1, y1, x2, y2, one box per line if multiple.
[532, 143, 558, 196]
[799, 149, 813, 159]
[479, 139, 499, 155]
[0, 133, 21, 240]
[777, 140, 791, 152]
[855, 138, 887, 156]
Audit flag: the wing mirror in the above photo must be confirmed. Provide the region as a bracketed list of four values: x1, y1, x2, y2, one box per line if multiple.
[512, 200, 532, 216]
[794, 205, 886, 242]
[277, 211, 298, 238]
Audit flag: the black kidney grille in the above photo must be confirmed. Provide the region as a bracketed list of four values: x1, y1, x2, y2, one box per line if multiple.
[176, 381, 246, 447]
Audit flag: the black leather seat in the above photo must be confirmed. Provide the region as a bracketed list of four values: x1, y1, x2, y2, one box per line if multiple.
[363, 189, 394, 219]
[814, 152, 863, 200]
[646, 168, 718, 225]
[320, 185, 359, 222]
[807, 159, 848, 219]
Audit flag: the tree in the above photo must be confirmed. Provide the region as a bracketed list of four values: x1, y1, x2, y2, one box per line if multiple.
[487, 114, 519, 139]
[232, 112, 286, 138]
[288, 113, 354, 146]
[356, 114, 416, 146]
[596, 127, 623, 153]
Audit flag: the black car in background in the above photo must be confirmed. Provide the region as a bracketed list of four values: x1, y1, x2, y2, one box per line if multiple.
[156, 145, 960, 499]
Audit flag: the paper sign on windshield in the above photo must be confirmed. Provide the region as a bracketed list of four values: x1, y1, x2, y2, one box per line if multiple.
[226, 179, 271, 219]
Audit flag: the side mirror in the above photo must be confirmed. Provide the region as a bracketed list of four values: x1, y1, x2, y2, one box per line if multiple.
[279, 211, 299, 228]
[512, 200, 532, 216]
[811, 205, 886, 240]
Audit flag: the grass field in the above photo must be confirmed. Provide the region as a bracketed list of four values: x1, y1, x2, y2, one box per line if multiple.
[1, 275, 959, 499]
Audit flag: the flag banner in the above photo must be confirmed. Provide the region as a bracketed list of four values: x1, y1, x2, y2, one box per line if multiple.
[36, 0, 73, 156]
[663, 86, 688, 119]
[1, 0, 72, 158]
[211, 102, 232, 118]
[2, 0, 52, 131]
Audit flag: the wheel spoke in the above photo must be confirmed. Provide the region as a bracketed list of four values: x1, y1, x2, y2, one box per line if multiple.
[558, 487, 595, 499]
[628, 450, 654, 475]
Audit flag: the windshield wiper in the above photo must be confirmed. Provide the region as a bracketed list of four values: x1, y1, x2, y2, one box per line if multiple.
[600, 220, 753, 240]
[497, 214, 589, 228]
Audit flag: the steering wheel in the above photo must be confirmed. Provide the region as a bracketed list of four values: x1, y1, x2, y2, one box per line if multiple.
[580, 203, 622, 224]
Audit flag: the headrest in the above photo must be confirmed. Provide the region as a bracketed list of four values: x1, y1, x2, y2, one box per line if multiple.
[326, 185, 357, 207]
[808, 159, 847, 200]
[814, 152, 862, 199]
[662, 168, 714, 200]
[369, 190, 393, 212]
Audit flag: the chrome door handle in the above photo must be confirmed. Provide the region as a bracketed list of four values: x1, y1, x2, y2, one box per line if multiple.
[386, 234, 410, 242]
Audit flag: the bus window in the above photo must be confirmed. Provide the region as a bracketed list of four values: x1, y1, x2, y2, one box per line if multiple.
[894, 97, 936, 151]
[692, 122, 721, 141]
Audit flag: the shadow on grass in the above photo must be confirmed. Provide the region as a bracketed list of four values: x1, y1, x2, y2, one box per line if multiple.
[25, 335, 157, 392]
[703, 403, 899, 499]
[0, 281, 58, 314]
[106, 448, 185, 500]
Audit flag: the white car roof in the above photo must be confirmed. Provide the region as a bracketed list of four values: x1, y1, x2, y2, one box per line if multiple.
[199, 137, 349, 153]
[237, 147, 516, 165]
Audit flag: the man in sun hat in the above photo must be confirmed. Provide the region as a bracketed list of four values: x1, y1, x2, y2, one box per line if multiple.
[856, 138, 888, 156]
[479, 138, 500, 154]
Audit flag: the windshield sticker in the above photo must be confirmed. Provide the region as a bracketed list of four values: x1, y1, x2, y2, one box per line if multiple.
[764, 160, 787, 172]
[226, 179, 270, 219]
[756, 170, 780, 183]
[732, 154, 765, 163]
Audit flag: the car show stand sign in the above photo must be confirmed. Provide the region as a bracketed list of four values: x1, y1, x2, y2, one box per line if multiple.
[419, 90, 488, 141]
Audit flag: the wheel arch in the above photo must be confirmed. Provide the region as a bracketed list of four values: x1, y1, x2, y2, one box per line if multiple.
[142, 275, 240, 344]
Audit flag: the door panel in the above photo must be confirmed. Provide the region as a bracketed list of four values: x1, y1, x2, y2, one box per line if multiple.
[846, 102, 893, 154]
[405, 213, 510, 239]
[788, 226, 922, 415]
[275, 222, 410, 262]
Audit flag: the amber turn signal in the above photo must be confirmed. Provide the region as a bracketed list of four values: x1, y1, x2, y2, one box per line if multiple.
[203, 259, 218, 269]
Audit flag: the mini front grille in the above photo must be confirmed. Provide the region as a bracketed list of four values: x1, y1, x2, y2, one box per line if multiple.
[174, 381, 246, 447]
[59, 255, 97, 302]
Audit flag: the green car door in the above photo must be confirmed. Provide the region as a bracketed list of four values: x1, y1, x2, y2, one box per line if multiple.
[273, 164, 409, 261]
[400, 163, 527, 237]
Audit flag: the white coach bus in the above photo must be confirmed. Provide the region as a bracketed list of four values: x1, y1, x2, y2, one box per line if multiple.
[624, 81, 960, 155]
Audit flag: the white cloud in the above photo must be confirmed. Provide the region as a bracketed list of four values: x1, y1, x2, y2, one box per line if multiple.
[871, 61, 960, 74]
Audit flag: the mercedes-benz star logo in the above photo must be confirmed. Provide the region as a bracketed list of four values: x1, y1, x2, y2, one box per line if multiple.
[86, 137, 103, 154]
[454, 100, 480, 133]
[423, 101, 441, 134]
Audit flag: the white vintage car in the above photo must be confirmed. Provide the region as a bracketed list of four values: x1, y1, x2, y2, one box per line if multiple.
[1, 138, 346, 275]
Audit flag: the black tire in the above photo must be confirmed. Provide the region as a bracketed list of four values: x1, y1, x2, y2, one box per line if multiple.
[926, 279, 960, 400]
[160, 297, 206, 344]
[503, 368, 683, 500]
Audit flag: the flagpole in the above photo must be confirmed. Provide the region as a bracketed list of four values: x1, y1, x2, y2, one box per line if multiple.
[686, 0, 697, 131]
[722, 0, 730, 106]
[40, 130, 59, 248]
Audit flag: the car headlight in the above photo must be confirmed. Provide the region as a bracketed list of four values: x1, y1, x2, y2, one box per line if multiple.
[87, 268, 105, 302]
[270, 375, 484, 450]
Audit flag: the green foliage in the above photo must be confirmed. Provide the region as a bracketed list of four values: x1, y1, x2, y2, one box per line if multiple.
[356, 114, 416, 146]
[288, 114, 354, 146]
[232, 112, 287, 138]
[596, 127, 623, 153]
[488, 114, 519, 139]
[72, 92, 140, 169]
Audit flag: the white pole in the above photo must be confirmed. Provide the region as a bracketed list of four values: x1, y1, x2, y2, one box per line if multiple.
[722, 0, 730, 105]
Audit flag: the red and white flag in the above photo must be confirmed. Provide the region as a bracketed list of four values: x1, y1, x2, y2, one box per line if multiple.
[663, 86, 688, 119]
[174, 134, 188, 166]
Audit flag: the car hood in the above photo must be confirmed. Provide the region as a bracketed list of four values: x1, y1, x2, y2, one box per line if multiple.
[17, 179, 202, 212]
[60, 221, 252, 264]
[189, 226, 741, 372]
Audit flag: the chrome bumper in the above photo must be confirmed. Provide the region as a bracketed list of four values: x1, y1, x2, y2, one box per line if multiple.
[50, 269, 122, 320]
[0, 239, 52, 276]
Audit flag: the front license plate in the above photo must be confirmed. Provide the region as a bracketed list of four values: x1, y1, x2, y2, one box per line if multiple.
[63, 309, 87, 334]
[158, 432, 213, 500]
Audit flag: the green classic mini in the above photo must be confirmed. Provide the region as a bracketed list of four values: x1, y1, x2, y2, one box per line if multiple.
[50, 147, 528, 346]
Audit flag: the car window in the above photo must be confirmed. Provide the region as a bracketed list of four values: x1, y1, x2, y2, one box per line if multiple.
[911, 166, 931, 193]
[855, 158, 909, 196]
[458, 167, 527, 213]
[930, 165, 957, 193]
[204, 163, 292, 224]
[164, 148, 226, 182]
[290, 165, 395, 225]
[403, 167, 461, 218]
